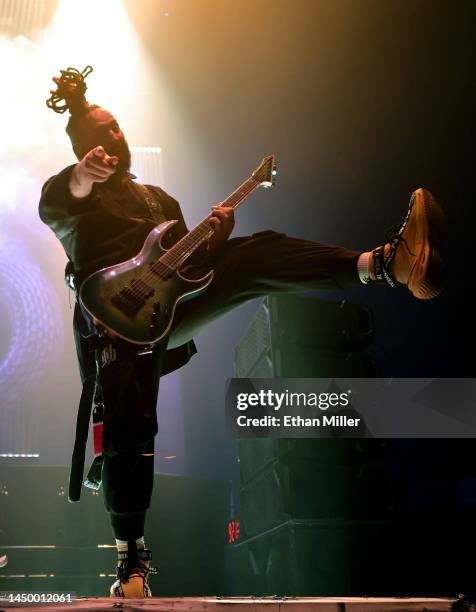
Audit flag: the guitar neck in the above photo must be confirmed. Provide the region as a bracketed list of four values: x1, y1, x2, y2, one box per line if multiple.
[161, 175, 260, 269]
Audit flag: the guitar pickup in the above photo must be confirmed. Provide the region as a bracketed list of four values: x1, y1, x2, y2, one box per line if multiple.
[130, 279, 155, 299]
[111, 287, 144, 315]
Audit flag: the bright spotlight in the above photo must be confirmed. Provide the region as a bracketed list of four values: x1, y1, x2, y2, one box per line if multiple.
[43, 0, 148, 122]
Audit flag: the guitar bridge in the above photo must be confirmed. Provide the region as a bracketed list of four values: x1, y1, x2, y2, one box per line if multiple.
[111, 288, 143, 315]
[110, 280, 155, 316]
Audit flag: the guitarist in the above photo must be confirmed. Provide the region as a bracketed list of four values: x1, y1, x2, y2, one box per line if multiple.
[39, 67, 446, 598]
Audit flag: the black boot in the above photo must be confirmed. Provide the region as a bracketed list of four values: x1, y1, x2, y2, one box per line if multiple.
[109, 540, 158, 598]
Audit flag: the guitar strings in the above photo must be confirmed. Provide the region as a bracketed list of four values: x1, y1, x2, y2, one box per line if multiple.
[111, 178, 260, 305]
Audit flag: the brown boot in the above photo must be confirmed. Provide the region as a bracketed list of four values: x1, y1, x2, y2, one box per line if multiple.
[368, 188, 447, 299]
[109, 541, 158, 598]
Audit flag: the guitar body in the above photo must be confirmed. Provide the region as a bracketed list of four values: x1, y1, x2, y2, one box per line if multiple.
[79, 220, 214, 345]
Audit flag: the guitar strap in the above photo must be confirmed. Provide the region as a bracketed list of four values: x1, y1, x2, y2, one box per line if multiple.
[132, 182, 167, 225]
[68, 373, 95, 502]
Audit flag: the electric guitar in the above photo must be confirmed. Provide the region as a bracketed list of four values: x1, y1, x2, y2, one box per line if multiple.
[79, 155, 277, 347]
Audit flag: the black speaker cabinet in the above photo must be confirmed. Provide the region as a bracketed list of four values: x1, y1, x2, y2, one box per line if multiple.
[239, 458, 396, 538]
[229, 517, 474, 597]
[234, 296, 375, 377]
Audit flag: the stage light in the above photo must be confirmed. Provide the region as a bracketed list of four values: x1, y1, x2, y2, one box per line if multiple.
[0, 0, 50, 39]
[130, 146, 164, 186]
[0, 36, 50, 153]
[133, 147, 163, 154]
[0, 239, 64, 455]
[0, 453, 40, 458]
[43, 0, 149, 124]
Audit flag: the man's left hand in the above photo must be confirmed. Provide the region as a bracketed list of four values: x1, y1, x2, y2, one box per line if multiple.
[207, 205, 235, 252]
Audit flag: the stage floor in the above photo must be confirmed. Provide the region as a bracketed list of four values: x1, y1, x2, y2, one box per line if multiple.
[0, 596, 458, 612]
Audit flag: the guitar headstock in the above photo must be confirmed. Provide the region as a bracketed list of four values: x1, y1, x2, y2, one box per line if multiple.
[252, 154, 277, 188]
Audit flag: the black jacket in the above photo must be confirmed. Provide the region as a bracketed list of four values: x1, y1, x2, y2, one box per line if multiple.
[39, 164, 204, 377]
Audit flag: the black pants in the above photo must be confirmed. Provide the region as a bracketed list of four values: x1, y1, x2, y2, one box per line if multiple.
[74, 231, 362, 540]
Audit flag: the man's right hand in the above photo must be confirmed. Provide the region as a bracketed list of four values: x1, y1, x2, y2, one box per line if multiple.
[69, 146, 119, 199]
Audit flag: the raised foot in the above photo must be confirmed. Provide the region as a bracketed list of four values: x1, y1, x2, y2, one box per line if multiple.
[370, 188, 447, 300]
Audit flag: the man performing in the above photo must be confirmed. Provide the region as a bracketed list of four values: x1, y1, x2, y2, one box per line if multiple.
[39, 66, 446, 598]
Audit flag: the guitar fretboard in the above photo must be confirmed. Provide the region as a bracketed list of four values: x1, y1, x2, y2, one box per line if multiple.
[157, 176, 260, 271]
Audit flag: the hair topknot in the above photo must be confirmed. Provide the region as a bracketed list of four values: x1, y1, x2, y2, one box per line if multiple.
[47, 65, 100, 148]
[46, 65, 94, 116]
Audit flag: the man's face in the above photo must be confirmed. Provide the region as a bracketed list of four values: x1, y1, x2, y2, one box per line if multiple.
[74, 107, 131, 177]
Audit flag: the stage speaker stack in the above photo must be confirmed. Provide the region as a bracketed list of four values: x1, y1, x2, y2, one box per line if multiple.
[230, 296, 408, 596]
[234, 295, 378, 378]
[229, 295, 476, 596]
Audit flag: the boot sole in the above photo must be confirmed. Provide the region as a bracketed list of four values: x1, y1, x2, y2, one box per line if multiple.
[110, 575, 152, 598]
[407, 188, 447, 300]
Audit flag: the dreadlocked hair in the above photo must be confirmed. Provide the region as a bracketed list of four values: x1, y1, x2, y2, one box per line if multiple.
[46, 65, 98, 146]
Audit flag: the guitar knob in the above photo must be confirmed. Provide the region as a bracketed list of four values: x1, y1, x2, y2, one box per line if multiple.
[149, 302, 162, 337]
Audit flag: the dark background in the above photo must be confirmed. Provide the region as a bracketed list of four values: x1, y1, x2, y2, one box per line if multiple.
[122, 0, 475, 479]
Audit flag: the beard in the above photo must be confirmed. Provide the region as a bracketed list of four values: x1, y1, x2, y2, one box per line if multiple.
[105, 138, 132, 188]
[110, 138, 131, 176]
